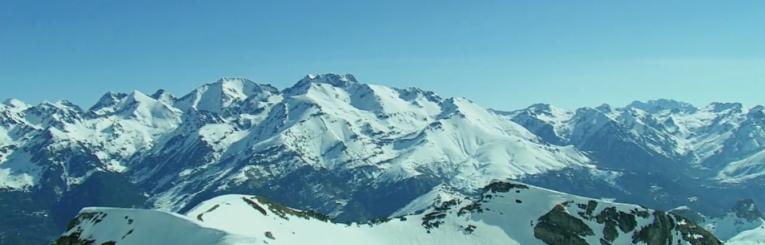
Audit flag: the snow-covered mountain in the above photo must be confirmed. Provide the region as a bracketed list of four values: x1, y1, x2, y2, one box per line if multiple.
[2, 75, 761, 243]
[500, 100, 765, 218]
[57, 181, 720, 245]
[0, 74, 592, 243]
[127, 74, 591, 220]
[502, 99, 765, 183]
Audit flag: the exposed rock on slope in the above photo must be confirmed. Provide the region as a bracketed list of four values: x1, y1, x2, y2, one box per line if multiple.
[56, 181, 720, 245]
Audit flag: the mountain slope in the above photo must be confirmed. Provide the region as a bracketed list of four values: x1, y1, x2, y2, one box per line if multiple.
[125, 74, 592, 220]
[4, 75, 762, 243]
[1, 74, 594, 243]
[503, 100, 765, 218]
[670, 199, 765, 244]
[57, 181, 720, 245]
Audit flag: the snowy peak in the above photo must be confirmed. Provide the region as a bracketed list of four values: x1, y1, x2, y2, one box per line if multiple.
[284, 73, 359, 97]
[22, 100, 84, 127]
[88, 90, 179, 121]
[121, 91, 181, 122]
[150, 89, 176, 104]
[37, 100, 83, 113]
[524, 103, 569, 116]
[2, 98, 30, 111]
[747, 105, 765, 118]
[175, 78, 279, 113]
[302, 73, 358, 87]
[284, 74, 442, 118]
[707, 102, 744, 113]
[89, 92, 129, 115]
[626, 99, 698, 114]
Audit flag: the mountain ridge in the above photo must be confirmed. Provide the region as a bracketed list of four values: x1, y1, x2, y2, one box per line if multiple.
[56, 180, 722, 245]
[1, 74, 763, 243]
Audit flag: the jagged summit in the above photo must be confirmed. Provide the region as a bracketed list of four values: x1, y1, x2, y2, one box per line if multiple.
[38, 100, 83, 111]
[594, 103, 612, 112]
[626, 99, 698, 114]
[707, 102, 744, 112]
[150, 89, 175, 104]
[527, 103, 554, 112]
[302, 73, 358, 86]
[2, 98, 30, 110]
[174, 77, 278, 113]
[89, 91, 129, 113]
[284, 73, 360, 96]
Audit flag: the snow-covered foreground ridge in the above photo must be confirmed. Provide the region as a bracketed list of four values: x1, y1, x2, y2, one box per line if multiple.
[57, 181, 720, 245]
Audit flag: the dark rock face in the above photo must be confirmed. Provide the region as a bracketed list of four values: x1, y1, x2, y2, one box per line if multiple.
[632, 211, 674, 245]
[520, 166, 765, 219]
[421, 199, 460, 232]
[732, 199, 764, 222]
[533, 199, 721, 245]
[632, 211, 721, 245]
[594, 207, 637, 243]
[482, 181, 529, 193]
[534, 204, 594, 245]
[669, 208, 706, 224]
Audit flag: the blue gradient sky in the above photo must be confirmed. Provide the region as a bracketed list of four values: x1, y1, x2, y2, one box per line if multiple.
[1, 0, 764, 110]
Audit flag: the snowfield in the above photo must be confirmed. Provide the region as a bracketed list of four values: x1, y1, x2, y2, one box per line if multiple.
[58, 181, 720, 245]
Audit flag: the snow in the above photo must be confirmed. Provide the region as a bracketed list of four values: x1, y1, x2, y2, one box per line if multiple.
[140, 75, 594, 209]
[0, 89, 186, 189]
[5, 76, 746, 243]
[61, 181, 700, 245]
[318, 83, 581, 177]
[717, 149, 765, 183]
[198, 124, 249, 151]
[114, 74, 597, 212]
[2, 98, 30, 112]
[727, 226, 765, 244]
[704, 213, 765, 243]
[3, 76, 762, 244]
[175, 78, 277, 113]
[0, 127, 11, 146]
[391, 184, 462, 217]
[507, 99, 765, 177]
[63, 207, 259, 245]
[0, 151, 39, 189]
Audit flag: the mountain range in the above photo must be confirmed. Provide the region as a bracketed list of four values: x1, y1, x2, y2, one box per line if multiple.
[1, 74, 763, 244]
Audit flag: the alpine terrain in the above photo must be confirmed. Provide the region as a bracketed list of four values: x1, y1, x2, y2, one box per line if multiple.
[58, 181, 721, 245]
[0, 74, 761, 244]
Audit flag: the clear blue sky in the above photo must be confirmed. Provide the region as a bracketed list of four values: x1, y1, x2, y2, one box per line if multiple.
[1, 0, 763, 110]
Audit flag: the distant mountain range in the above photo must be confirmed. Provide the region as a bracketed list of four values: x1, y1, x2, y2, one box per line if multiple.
[1, 74, 763, 244]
